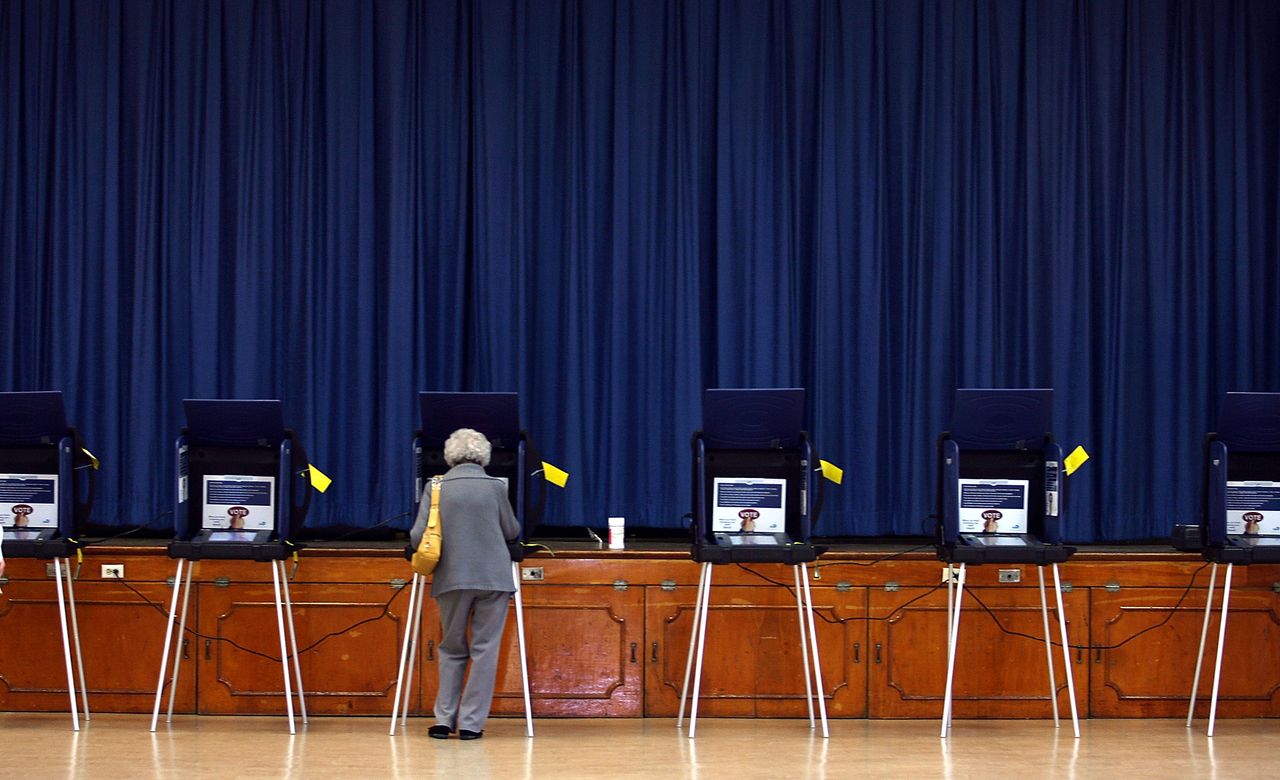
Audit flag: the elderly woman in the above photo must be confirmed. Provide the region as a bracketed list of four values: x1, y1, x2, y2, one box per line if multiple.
[410, 427, 520, 740]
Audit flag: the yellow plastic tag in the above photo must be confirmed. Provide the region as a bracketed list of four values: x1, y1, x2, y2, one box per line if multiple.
[819, 459, 844, 485]
[1064, 446, 1090, 476]
[542, 461, 569, 488]
[308, 464, 333, 493]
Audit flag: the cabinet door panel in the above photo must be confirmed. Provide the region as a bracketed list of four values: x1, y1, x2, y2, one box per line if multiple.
[0, 579, 196, 714]
[1092, 586, 1280, 718]
[486, 585, 645, 717]
[197, 581, 414, 715]
[645, 580, 866, 717]
[869, 584, 1087, 718]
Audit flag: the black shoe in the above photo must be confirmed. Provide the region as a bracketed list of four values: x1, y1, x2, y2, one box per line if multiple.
[428, 725, 453, 739]
[458, 729, 484, 740]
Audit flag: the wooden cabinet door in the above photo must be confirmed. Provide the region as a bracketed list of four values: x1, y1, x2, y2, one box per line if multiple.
[196, 580, 419, 715]
[645, 580, 867, 717]
[483, 584, 645, 718]
[1092, 586, 1280, 718]
[0, 577, 198, 714]
[868, 583, 1087, 718]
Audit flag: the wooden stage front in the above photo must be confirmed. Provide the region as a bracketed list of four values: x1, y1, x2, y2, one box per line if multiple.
[2, 542, 1278, 721]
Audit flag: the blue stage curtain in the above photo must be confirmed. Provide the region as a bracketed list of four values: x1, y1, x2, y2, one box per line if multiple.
[2, 1, 1277, 541]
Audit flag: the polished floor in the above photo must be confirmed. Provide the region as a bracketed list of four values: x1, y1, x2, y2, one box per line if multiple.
[1, 714, 1275, 779]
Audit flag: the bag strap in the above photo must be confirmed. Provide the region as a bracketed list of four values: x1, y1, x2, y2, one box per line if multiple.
[427, 477, 443, 531]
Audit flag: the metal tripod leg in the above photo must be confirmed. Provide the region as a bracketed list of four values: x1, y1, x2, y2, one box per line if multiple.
[1187, 562, 1219, 727]
[279, 559, 308, 725]
[1037, 566, 1059, 728]
[677, 562, 710, 729]
[52, 558, 79, 731]
[1207, 563, 1234, 737]
[151, 559, 185, 732]
[389, 572, 422, 735]
[1051, 563, 1080, 738]
[270, 558, 297, 734]
[794, 564, 815, 728]
[940, 563, 966, 738]
[799, 562, 829, 738]
[687, 563, 714, 738]
[165, 562, 194, 722]
[512, 561, 534, 737]
[63, 557, 90, 722]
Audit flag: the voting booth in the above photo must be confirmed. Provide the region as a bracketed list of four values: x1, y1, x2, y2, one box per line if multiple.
[1186, 392, 1280, 736]
[152, 399, 314, 734]
[934, 389, 1079, 738]
[679, 388, 828, 738]
[389, 392, 539, 738]
[0, 391, 94, 729]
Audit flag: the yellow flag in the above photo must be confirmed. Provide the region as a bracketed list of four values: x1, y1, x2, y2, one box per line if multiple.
[81, 447, 100, 470]
[819, 459, 844, 485]
[1064, 446, 1090, 476]
[308, 464, 333, 493]
[542, 461, 569, 488]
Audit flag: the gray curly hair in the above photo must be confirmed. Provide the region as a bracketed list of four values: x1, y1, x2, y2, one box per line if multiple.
[444, 428, 492, 467]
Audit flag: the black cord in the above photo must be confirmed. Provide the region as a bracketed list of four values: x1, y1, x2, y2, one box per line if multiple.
[734, 563, 947, 624]
[115, 572, 407, 664]
[810, 544, 933, 568]
[320, 511, 414, 542]
[962, 562, 1211, 652]
[736, 558, 1212, 650]
[74, 510, 175, 547]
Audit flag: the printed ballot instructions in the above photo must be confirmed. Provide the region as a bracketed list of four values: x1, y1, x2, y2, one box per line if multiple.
[203, 474, 276, 531]
[713, 477, 786, 533]
[958, 479, 1029, 534]
[0, 474, 58, 527]
[1226, 481, 1280, 536]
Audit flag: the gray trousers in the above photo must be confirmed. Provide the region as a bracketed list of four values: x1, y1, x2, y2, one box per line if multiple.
[433, 589, 511, 732]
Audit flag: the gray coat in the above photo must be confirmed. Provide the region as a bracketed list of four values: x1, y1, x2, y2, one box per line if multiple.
[410, 462, 520, 598]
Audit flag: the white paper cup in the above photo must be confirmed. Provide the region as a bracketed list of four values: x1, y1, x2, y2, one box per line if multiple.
[608, 516, 625, 550]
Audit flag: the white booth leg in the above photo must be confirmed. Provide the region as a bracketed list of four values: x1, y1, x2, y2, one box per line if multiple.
[1051, 563, 1080, 738]
[687, 563, 714, 738]
[389, 572, 422, 735]
[677, 562, 710, 729]
[165, 562, 195, 722]
[1207, 563, 1234, 737]
[53, 558, 79, 731]
[799, 562, 829, 738]
[151, 559, 185, 732]
[794, 564, 815, 728]
[1037, 566, 1059, 727]
[270, 559, 297, 734]
[940, 563, 966, 738]
[63, 557, 90, 721]
[402, 572, 426, 727]
[512, 561, 534, 737]
[279, 560, 308, 724]
[1187, 562, 1219, 727]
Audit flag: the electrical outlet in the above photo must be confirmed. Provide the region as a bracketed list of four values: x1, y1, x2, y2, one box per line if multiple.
[942, 566, 960, 584]
[998, 569, 1021, 583]
[521, 567, 544, 582]
[101, 564, 125, 580]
